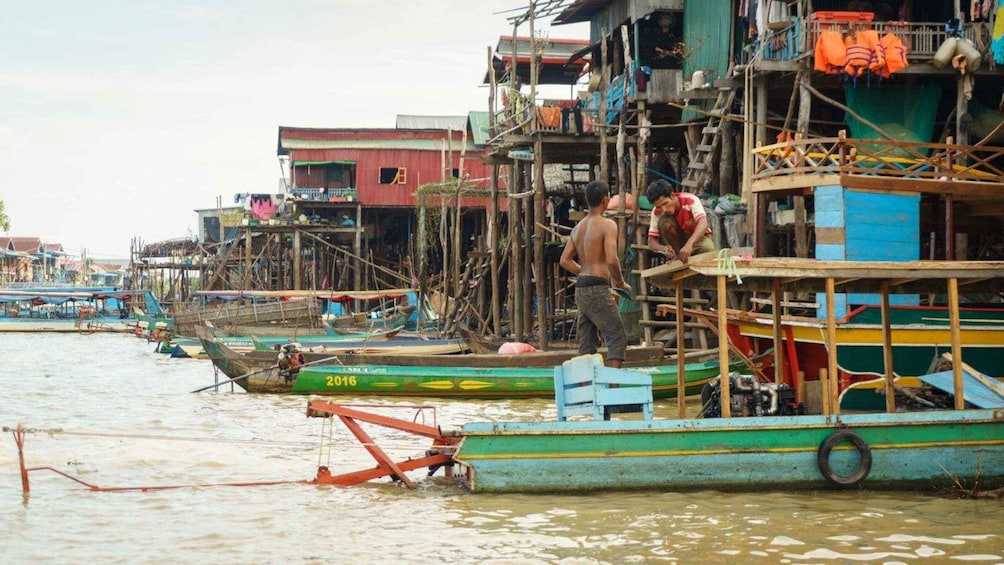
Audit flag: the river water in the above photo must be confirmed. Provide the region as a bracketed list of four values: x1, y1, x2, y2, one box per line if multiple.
[2, 333, 1002, 564]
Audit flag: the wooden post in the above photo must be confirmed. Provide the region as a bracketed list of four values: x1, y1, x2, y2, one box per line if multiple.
[825, 277, 839, 415]
[676, 278, 686, 419]
[293, 228, 302, 290]
[528, 1, 537, 132]
[534, 137, 548, 349]
[795, 371, 805, 405]
[417, 193, 426, 290]
[354, 202, 362, 290]
[511, 165, 523, 341]
[948, 277, 964, 410]
[599, 28, 609, 184]
[772, 279, 784, 386]
[243, 227, 253, 289]
[522, 186, 534, 338]
[718, 275, 731, 418]
[880, 281, 896, 412]
[489, 164, 501, 337]
[820, 368, 831, 416]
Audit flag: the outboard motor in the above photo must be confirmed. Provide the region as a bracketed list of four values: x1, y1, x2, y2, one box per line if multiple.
[277, 342, 305, 384]
[700, 372, 804, 418]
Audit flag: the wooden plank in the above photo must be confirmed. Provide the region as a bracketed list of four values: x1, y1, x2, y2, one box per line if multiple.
[751, 174, 839, 193]
[840, 174, 1004, 200]
[815, 227, 845, 245]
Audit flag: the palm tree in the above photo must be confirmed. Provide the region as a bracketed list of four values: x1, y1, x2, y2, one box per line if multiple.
[0, 199, 10, 232]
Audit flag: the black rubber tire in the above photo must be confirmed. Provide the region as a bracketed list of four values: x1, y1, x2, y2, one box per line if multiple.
[817, 429, 872, 487]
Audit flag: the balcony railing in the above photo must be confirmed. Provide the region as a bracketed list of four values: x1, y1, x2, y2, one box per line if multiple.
[760, 18, 992, 64]
[751, 132, 1004, 190]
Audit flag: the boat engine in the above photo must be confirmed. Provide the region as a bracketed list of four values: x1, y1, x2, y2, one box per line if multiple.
[277, 342, 305, 384]
[700, 372, 804, 418]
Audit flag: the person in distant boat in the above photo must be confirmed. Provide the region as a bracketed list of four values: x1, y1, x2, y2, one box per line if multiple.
[277, 342, 305, 383]
[559, 180, 630, 368]
[645, 179, 716, 264]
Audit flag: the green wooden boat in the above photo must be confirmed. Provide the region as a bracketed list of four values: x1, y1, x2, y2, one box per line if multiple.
[289, 359, 735, 398]
[197, 328, 742, 396]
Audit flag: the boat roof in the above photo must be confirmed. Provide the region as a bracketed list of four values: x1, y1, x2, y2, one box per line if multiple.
[642, 253, 1004, 295]
[196, 289, 413, 302]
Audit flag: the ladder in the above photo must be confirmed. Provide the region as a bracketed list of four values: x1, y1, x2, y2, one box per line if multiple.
[680, 73, 738, 193]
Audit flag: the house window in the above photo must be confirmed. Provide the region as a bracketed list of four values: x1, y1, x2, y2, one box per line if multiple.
[451, 168, 460, 179]
[379, 167, 407, 184]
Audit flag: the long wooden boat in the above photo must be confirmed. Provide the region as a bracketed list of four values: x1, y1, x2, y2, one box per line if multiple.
[241, 343, 667, 369]
[0, 287, 164, 333]
[325, 305, 416, 334]
[298, 258, 1004, 493]
[168, 324, 408, 358]
[198, 331, 732, 396]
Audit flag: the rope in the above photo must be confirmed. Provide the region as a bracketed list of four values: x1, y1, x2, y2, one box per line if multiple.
[716, 248, 743, 285]
[4, 425, 315, 448]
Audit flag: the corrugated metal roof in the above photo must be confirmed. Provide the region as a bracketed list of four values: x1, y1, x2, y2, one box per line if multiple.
[486, 35, 590, 85]
[467, 111, 491, 146]
[395, 115, 468, 130]
[281, 138, 481, 151]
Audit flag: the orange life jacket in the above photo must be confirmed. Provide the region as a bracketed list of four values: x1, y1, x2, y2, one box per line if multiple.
[854, 29, 885, 74]
[879, 32, 909, 77]
[843, 35, 872, 77]
[814, 30, 847, 73]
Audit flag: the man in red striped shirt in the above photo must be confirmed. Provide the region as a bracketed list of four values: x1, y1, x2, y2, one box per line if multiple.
[645, 179, 715, 263]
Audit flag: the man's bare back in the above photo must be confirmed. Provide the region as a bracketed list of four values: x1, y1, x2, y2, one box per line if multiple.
[560, 208, 628, 290]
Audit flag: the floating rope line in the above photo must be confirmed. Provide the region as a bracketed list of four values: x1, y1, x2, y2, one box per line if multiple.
[5, 424, 311, 495]
[5, 426, 315, 448]
[716, 248, 743, 285]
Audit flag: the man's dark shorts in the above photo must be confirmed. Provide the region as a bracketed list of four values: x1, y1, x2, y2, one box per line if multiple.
[575, 275, 627, 361]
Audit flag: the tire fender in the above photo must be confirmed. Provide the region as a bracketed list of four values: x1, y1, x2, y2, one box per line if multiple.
[817, 429, 872, 487]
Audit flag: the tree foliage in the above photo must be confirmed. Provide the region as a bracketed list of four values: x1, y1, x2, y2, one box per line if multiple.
[0, 199, 10, 232]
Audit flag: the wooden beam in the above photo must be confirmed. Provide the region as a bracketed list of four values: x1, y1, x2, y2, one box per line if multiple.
[880, 281, 896, 413]
[948, 277, 964, 410]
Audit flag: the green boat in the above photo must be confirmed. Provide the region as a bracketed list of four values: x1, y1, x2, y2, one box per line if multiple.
[290, 360, 732, 398]
[197, 327, 742, 396]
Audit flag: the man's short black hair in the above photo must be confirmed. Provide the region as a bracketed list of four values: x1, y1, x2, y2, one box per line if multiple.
[584, 180, 610, 208]
[645, 179, 675, 203]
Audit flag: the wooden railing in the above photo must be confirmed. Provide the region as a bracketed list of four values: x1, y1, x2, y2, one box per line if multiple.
[761, 19, 993, 63]
[752, 133, 1004, 188]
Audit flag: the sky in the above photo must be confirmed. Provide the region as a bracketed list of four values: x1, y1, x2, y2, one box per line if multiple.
[0, 1, 586, 259]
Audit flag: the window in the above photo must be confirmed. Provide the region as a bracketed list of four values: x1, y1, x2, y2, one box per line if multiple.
[379, 167, 407, 184]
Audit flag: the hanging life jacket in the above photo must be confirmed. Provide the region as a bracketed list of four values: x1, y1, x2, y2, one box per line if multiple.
[814, 29, 847, 73]
[880, 32, 909, 77]
[843, 35, 872, 78]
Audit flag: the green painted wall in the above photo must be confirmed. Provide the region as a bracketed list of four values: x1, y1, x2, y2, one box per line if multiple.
[682, 0, 732, 85]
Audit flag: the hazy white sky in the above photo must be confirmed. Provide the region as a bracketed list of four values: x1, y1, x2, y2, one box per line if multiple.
[0, 1, 586, 258]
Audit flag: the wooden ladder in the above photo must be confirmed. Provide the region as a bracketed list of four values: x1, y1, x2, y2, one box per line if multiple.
[681, 78, 738, 193]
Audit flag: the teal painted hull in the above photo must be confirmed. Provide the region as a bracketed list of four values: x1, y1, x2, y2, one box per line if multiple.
[454, 409, 1004, 493]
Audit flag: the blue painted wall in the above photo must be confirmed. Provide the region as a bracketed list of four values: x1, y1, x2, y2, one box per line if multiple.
[815, 186, 919, 317]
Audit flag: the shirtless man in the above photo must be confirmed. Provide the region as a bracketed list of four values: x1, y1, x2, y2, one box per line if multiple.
[559, 180, 631, 368]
